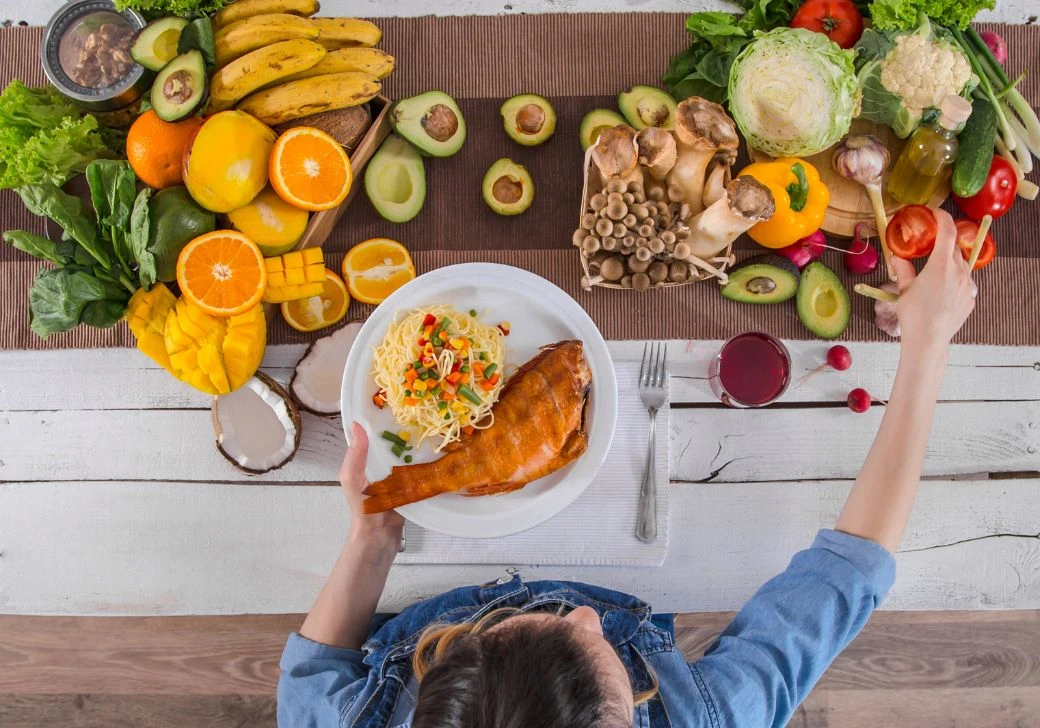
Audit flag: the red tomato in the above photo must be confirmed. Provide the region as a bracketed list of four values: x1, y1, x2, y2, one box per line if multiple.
[790, 0, 864, 48]
[953, 156, 1018, 220]
[954, 219, 997, 269]
[886, 205, 937, 260]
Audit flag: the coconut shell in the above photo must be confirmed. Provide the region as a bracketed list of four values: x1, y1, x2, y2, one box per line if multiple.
[289, 319, 365, 417]
[211, 371, 303, 475]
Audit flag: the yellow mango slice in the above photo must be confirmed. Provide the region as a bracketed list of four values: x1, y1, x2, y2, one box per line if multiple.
[164, 298, 266, 394]
[126, 284, 177, 373]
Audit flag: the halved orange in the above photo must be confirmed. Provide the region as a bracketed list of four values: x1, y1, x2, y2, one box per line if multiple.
[269, 127, 352, 211]
[176, 230, 267, 317]
[281, 269, 351, 332]
[341, 237, 415, 305]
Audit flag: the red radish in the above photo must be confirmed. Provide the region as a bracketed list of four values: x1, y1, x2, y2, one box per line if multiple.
[799, 344, 853, 385]
[978, 30, 1007, 64]
[776, 230, 826, 269]
[845, 222, 880, 275]
[847, 387, 871, 413]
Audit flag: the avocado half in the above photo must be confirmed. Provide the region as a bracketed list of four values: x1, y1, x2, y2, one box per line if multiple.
[364, 134, 426, 223]
[797, 261, 851, 340]
[151, 49, 207, 121]
[500, 93, 556, 146]
[618, 85, 678, 130]
[579, 108, 626, 150]
[131, 16, 189, 71]
[721, 255, 800, 304]
[390, 91, 466, 157]
[482, 158, 533, 216]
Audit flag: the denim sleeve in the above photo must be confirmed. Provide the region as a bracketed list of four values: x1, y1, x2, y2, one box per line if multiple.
[277, 632, 370, 727]
[689, 529, 895, 728]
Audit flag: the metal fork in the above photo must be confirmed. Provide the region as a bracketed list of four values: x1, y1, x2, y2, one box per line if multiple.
[636, 342, 667, 543]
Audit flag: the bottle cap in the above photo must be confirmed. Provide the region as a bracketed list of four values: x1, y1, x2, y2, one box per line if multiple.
[939, 95, 972, 127]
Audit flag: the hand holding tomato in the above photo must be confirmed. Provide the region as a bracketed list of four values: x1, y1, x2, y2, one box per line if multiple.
[790, 0, 864, 48]
[887, 205, 997, 270]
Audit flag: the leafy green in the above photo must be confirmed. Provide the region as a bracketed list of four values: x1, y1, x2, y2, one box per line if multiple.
[178, 17, 217, 68]
[17, 184, 109, 268]
[663, 0, 800, 103]
[86, 160, 137, 277]
[113, 0, 232, 17]
[869, 0, 995, 31]
[27, 267, 130, 338]
[2, 230, 73, 267]
[130, 188, 157, 290]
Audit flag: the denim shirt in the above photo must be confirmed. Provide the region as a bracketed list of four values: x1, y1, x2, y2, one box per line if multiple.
[279, 529, 895, 728]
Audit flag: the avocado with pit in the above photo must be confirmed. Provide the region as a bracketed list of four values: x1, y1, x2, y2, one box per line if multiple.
[364, 134, 426, 223]
[721, 255, 800, 304]
[482, 158, 533, 216]
[131, 16, 189, 71]
[151, 50, 207, 122]
[500, 93, 556, 146]
[579, 108, 627, 150]
[390, 91, 466, 157]
[618, 85, 678, 130]
[796, 261, 851, 340]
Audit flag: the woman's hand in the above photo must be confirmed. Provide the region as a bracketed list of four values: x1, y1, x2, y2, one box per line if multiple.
[889, 209, 976, 357]
[342, 422, 404, 545]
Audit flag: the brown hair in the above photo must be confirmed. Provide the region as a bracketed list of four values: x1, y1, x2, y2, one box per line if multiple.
[411, 607, 658, 728]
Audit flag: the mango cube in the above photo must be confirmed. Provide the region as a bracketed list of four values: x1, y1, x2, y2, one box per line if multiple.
[263, 248, 326, 303]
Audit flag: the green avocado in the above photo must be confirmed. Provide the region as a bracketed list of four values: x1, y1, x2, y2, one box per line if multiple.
[364, 134, 426, 223]
[131, 17, 189, 71]
[151, 50, 207, 122]
[721, 255, 800, 304]
[579, 108, 626, 150]
[147, 186, 216, 282]
[500, 93, 556, 146]
[390, 91, 466, 157]
[796, 261, 851, 340]
[482, 158, 533, 216]
[617, 85, 677, 130]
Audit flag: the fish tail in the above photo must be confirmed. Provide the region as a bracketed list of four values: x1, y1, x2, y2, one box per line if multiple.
[362, 464, 456, 513]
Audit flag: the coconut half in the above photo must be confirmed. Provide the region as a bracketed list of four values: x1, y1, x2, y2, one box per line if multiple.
[290, 320, 363, 416]
[212, 372, 302, 474]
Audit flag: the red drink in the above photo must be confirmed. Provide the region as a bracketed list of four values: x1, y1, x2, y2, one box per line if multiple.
[709, 332, 791, 407]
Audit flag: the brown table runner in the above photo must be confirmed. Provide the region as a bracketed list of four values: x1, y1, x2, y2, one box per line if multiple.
[1, 16, 1038, 349]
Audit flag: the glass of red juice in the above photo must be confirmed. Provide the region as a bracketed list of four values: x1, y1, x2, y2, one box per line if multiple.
[708, 332, 791, 407]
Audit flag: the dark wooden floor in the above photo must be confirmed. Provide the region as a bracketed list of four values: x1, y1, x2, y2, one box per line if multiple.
[2, 611, 1038, 727]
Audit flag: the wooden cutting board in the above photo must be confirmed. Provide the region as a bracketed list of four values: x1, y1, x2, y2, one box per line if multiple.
[749, 119, 950, 238]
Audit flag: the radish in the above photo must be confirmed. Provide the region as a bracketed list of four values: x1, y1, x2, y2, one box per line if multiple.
[776, 230, 826, 269]
[799, 344, 853, 386]
[845, 222, 880, 275]
[978, 30, 1007, 65]
[847, 387, 871, 413]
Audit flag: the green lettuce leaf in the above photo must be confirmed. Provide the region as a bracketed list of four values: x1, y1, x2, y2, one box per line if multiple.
[869, 0, 996, 31]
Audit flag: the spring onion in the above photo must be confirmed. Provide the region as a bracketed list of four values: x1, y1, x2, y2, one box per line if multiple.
[482, 363, 498, 378]
[458, 384, 482, 405]
[381, 430, 408, 448]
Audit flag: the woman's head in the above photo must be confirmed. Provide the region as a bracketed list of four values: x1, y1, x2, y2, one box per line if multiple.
[412, 606, 646, 728]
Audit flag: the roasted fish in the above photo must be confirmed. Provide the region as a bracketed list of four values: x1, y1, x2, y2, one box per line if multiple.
[363, 340, 591, 513]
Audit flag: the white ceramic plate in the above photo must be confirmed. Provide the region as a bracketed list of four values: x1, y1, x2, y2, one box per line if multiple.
[341, 263, 617, 538]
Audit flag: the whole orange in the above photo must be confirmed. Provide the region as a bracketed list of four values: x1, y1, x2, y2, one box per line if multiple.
[126, 110, 203, 189]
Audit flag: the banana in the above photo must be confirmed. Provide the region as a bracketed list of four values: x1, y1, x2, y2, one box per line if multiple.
[237, 72, 381, 126]
[214, 14, 319, 67]
[274, 48, 394, 87]
[212, 0, 320, 30]
[312, 18, 382, 49]
[209, 39, 327, 113]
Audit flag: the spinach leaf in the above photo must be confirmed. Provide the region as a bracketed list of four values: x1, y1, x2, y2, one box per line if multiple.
[130, 187, 156, 290]
[86, 159, 137, 275]
[178, 17, 216, 68]
[3, 230, 73, 266]
[28, 267, 109, 337]
[16, 183, 111, 269]
[81, 298, 129, 328]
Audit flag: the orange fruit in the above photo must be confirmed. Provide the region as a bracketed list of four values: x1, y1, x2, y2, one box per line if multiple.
[126, 110, 203, 189]
[176, 230, 268, 317]
[269, 127, 352, 211]
[341, 237, 415, 305]
[281, 269, 351, 332]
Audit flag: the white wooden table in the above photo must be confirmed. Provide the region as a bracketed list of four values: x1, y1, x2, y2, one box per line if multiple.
[2, 340, 1038, 615]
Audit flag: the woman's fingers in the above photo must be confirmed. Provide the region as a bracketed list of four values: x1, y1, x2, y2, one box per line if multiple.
[931, 209, 957, 260]
[891, 256, 917, 294]
[340, 422, 369, 487]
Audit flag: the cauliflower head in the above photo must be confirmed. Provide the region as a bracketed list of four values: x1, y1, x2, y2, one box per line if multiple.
[879, 33, 972, 115]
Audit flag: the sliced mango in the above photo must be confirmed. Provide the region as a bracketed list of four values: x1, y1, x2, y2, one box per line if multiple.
[164, 297, 266, 394]
[126, 283, 178, 373]
[262, 247, 326, 303]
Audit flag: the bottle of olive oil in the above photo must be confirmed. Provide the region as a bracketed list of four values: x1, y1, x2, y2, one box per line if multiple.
[888, 95, 973, 205]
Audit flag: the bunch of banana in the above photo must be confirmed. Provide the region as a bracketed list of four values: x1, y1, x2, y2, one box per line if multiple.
[208, 0, 395, 126]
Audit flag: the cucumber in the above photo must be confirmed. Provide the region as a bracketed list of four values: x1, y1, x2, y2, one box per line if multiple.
[952, 95, 997, 198]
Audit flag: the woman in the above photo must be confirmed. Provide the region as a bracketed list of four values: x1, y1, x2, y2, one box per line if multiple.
[278, 210, 976, 728]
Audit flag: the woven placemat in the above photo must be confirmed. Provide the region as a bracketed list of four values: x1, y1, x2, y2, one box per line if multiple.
[1, 16, 1038, 349]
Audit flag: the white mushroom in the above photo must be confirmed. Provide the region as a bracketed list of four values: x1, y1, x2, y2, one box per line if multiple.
[666, 97, 739, 217]
[591, 125, 643, 186]
[701, 162, 728, 208]
[686, 177, 776, 260]
[636, 126, 677, 180]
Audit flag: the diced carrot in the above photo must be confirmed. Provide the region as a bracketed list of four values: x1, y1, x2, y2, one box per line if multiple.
[372, 392, 386, 408]
[479, 380, 495, 392]
[472, 362, 485, 374]
[460, 373, 470, 384]
[442, 392, 456, 401]
[405, 369, 418, 383]
[462, 425, 475, 436]
[446, 372, 461, 384]
[404, 397, 419, 406]
[489, 373, 500, 385]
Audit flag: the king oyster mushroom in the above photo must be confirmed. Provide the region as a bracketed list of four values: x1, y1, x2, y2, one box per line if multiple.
[636, 126, 677, 180]
[289, 321, 364, 416]
[591, 125, 642, 186]
[701, 161, 729, 208]
[686, 177, 776, 260]
[667, 97, 739, 217]
[212, 372, 302, 474]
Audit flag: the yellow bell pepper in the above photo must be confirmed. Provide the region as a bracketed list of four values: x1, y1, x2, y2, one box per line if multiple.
[737, 158, 829, 249]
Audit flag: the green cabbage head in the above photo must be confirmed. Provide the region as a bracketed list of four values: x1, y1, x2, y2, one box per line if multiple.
[728, 27, 859, 157]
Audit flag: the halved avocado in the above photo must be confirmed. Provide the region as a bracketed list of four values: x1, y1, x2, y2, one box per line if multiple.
[482, 158, 533, 216]
[151, 50, 207, 122]
[500, 93, 556, 146]
[131, 17, 189, 72]
[390, 91, 466, 157]
[796, 261, 851, 340]
[579, 108, 627, 150]
[721, 255, 800, 304]
[364, 134, 426, 223]
[618, 85, 677, 130]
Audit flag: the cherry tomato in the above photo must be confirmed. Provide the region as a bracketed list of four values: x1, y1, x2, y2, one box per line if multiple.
[953, 156, 1018, 220]
[886, 205, 937, 260]
[790, 0, 864, 48]
[954, 219, 997, 269]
